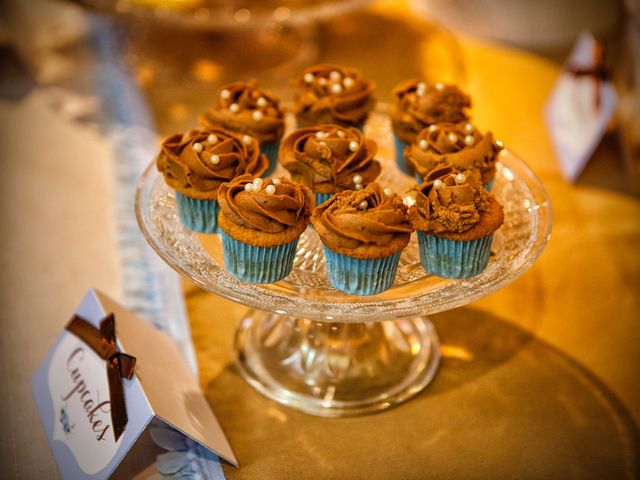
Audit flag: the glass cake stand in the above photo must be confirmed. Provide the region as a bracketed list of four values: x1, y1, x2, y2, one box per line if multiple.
[135, 110, 552, 417]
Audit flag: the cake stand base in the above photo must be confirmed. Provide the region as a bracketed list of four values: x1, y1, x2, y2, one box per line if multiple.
[234, 310, 441, 417]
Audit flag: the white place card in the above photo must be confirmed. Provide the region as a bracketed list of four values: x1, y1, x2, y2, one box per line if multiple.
[545, 31, 618, 181]
[31, 289, 237, 479]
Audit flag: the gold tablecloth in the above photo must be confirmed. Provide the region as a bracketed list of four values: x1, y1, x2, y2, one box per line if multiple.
[175, 4, 640, 479]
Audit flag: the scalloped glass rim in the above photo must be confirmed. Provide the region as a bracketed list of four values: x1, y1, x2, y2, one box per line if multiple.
[136, 124, 552, 323]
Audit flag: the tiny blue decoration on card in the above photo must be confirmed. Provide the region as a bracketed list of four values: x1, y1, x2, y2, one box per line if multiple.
[545, 31, 618, 182]
[30, 289, 237, 479]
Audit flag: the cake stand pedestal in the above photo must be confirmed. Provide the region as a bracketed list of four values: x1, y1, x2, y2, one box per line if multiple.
[135, 111, 552, 417]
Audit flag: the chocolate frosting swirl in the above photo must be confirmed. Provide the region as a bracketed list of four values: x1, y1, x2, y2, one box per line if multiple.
[218, 175, 313, 235]
[406, 122, 502, 184]
[312, 183, 413, 258]
[391, 81, 471, 144]
[156, 127, 268, 199]
[199, 80, 285, 144]
[408, 165, 503, 238]
[280, 125, 381, 194]
[293, 64, 376, 128]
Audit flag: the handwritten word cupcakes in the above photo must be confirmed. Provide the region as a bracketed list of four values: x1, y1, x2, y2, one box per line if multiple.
[156, 127, 268, 233]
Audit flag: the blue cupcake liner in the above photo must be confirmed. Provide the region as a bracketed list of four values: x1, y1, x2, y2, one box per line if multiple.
[175, 192, 220, 233]
[393, 136, 414, 176]
[261, 141, 280, 176]
[323, 247, 401, 295]
[416, 231, 493, 278]
[221, 232, 299, 283]
[314, 192, 334, 206]
[484, 178, 495, 191]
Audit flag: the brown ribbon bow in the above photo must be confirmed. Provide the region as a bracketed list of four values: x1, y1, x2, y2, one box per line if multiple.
[65, 313, 136, 442]
[567, 39, 608, 113]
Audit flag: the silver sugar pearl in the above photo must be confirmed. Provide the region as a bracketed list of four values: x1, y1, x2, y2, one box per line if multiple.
[242, 134, 253, 145]
[428, 124, 439, 133]
[353, 174, 363, 184]
[455, 173, 466, 184]
[256, 97, 267, 107]
[220, 89, 231, 99]
[435, 82, 444, 91]
[434, 179, 444, 189]
[464, 135, 475, 146]
[403, 196, 416, 207]
[418, 139, 428, 150]
[331, 83, 343, 94]
[464, 123, 474, 134]
[210, 154, 220, 165]
[357, 200, 368, 210]
[496, 139, 504, 148]
[265, 185, 276, 195]
[192, 142, 203, 152]
[244, 183, 254, 192]
[303, 72, 314, 84]
[252, 177, 263, 189]
[252, 110, 263, 121]
[272, 178, 281, 185]
[343, 77, 354, 88]
[207, 134, 218, 144]
[448, 133, 458, 144]
[336, 130, 346, 138]
[348, 141, 359, 152]
[355, 184, 363, 190]
[383, 187, 393, 197]
[329, 70, 342, 81]
[229, 103, 239, 113]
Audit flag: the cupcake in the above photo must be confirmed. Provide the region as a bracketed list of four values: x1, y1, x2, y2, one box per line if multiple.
[199, 80, 285, 175]
[405, 121, 503, 190]
[407, 165, 504, 278]
[292, 64, 376, 130]
[156, 127, 268, 233]
[218, 174, 314, 283]
[311, 183, 413, 295]
[391, 81, 471, 175]
[279, 124, 381, 205]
